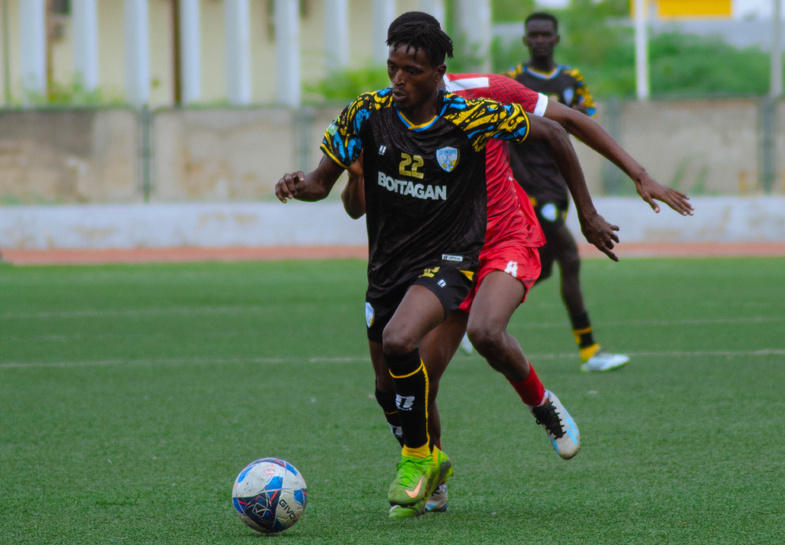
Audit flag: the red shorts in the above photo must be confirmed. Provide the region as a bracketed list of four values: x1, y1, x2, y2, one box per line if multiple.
[459, 244, 541, 313]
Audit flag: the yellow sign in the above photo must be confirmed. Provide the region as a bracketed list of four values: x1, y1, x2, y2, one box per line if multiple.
[630, 0, 732, 18]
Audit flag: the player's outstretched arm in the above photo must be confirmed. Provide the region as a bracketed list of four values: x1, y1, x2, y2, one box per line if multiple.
[544, 100, 694, 216]
[527, 115, 620, 262]
[341, 154, 366, 219]
[276, 154, 345, 203]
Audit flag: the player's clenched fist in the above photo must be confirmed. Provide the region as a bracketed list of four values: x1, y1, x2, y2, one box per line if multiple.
[275, 171, 305, 203]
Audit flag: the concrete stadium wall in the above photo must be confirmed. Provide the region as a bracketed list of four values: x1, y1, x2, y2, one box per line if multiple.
[0, 98, 782, 206]
[1, 196, 783, 251]
[0, 109, 137, 204]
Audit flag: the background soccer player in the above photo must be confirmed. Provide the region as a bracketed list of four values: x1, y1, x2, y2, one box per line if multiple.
[276, 11, 619, 518]
[505, 11, 660, 372]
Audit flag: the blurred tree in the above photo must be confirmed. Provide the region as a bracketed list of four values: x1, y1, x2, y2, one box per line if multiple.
[308, 0, 772, 102]
[491, 0, 771, 98]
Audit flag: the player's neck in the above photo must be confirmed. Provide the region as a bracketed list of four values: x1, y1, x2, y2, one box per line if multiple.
[398, 91, 441, 127]
[526, 58, 556, 74]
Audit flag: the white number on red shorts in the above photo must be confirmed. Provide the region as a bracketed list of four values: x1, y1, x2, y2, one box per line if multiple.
[504, 261, 518, 278]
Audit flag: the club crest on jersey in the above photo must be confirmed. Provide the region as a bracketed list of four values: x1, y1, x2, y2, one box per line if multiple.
[365, 302, 375, 328]
[436, 147, 459, 172]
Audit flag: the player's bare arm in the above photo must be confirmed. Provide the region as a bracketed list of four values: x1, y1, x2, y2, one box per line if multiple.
[341, 153, 366, 219]
[546, 100, 693, 216]
[527, 114, 619, 262]
[275, 154, 345, 203]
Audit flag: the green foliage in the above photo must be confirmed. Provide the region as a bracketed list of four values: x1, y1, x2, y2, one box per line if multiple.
[648, 33, 770, 97]
[303, 65, 390, 103]
[490, 0, 536, 22]
[490, 0, 772, 98]
[21, 76, 126, 106]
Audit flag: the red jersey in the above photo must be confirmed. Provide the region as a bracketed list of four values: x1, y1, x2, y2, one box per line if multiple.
[444, 73, 548, 251]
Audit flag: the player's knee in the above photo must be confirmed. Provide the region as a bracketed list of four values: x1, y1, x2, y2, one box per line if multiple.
[466, 322, 504, 357]
[559, 248, 581, 278]
[381, 328, 418, 357]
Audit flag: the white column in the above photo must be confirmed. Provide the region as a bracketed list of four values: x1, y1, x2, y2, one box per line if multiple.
[225, 0, 251, 105]
[418, 0, 445, 27]
[456, 0, 491, 72]
[19, 0, 46, 100]
[275, 0, 300, 107]
[72, 0, 99, 91]
[180, 0, 201, 104]
[324, 0, 349, 72]
[771, 0, 783, 98]
[124, 0, 150, 106]
[634, 0, 650, 101]
[372, 0, 396, 64]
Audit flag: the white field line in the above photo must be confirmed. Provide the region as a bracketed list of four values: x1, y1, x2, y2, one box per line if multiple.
[1, 350, 783, 369]
[0, 307, 273, 319]
[0, 306, 782, 328]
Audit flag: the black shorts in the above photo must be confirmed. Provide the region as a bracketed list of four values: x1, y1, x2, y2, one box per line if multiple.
[365, 264, 474, 343]
[531, 197, 570, 237]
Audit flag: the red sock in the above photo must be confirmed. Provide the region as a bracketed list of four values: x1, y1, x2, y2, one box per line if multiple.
[507, 363, 546, 407]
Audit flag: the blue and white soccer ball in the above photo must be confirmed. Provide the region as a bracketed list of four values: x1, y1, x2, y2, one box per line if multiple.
[231, 457, 308, 534]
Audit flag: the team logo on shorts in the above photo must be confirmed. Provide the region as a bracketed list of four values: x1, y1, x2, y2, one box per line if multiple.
[365, 301, 375, 328]
[541, 202, 559, 222]
[436, 147, 459, 172]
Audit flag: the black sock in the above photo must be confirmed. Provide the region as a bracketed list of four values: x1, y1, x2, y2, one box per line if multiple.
[570, 311, 595, 348]
[375, 387, 404, 446]
[385, 349, 430, 450]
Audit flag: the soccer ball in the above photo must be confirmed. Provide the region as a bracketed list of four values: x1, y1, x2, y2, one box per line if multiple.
[231, 457, 308, 534]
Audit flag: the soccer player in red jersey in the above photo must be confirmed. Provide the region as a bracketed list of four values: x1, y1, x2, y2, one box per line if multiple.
[342, 23, 692, 509]
[276, 11, 618, 518]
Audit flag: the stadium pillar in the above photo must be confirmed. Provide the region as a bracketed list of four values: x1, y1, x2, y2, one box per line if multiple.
[418, 0, 445, 26]
[324, 0, 349, 72]
[455, 0, 491, 73]
[226, 0, 251, 105]
[19, 0, 46, 102]
[72, 0, 99, 93]
[771, 0, 783, 98]
[633, 0, 650, 101]
[274, 0, 300, 107]
[372, 0, 397, 64]
[179, 0, 201, 105]
[124, 0, 150, 107]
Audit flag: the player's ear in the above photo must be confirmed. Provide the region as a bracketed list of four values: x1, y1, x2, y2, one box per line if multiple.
[435, 63, 446, 81]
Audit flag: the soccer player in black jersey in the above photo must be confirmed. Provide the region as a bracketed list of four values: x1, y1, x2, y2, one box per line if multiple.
[506, 12, 638, 372]
[275, 11, 619, 518]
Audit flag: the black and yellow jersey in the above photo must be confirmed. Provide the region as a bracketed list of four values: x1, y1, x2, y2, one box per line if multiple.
[321, 87, 531, 297]
[505, 63, 596, 203]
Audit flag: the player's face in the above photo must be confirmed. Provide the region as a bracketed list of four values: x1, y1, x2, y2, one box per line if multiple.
[387, 44, 445, 118]
[524, 19, 559, 62]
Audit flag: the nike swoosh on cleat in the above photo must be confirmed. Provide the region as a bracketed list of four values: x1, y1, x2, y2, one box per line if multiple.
[405, 476, 424, 499]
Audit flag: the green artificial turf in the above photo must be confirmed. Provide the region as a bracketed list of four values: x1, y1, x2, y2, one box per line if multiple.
[1, 257, 783, 544]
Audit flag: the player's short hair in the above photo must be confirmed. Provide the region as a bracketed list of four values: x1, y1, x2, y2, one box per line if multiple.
[386, 11, 454, 67]
[525, 11, 559, 33]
